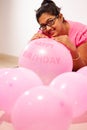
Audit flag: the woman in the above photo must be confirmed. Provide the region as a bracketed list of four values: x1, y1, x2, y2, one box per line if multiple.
[31, 0, 87, 71]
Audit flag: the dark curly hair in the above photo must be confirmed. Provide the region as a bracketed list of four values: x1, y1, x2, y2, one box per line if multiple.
[36, 0, 61, 22]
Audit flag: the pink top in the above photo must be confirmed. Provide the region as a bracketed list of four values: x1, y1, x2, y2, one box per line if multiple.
[38, 20, 87, 47]
[68, 20, 87, 47]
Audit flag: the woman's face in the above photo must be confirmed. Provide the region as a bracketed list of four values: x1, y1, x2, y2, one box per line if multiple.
[38, 13, 65, 37]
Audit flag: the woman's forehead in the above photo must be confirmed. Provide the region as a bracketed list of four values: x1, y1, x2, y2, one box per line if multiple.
[38, 13, 55, 24]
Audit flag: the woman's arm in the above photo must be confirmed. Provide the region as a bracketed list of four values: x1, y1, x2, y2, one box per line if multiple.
[31, 32, 48, 41]
[77, 42, 87, 64]
[52, 35, 87, 71]
[73, 42, 87, 71]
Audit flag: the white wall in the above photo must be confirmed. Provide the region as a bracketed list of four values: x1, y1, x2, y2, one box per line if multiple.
[0, 0, 87, 56]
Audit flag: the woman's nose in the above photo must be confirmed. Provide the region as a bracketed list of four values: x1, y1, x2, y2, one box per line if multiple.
[46, 25, 52, 31]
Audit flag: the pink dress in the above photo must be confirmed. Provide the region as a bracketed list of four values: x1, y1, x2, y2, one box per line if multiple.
[68, 20, 87, 47]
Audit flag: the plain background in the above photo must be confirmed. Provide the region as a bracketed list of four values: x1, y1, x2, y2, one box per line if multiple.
[0, 0, 87, 56]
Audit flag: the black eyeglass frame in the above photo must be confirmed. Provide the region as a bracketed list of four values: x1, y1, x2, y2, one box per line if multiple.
[39, 15, 58, 31]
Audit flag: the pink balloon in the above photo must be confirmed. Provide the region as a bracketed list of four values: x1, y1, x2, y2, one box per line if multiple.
[0, 112, 11, 123]
[0, 68, 11, 77]
[50, 72, 87, 118]
[11, 86, 72, 130]
[77, 66, 87, 76]
[19, 38, 73, 85]
[0, 67, 43, 122]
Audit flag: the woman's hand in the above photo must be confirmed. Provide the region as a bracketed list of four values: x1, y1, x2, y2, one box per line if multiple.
[52, 35, 76, 52]
[52, 35, 80, 60]
[53, 35, 86, 71]
[31, 32, 48, 40]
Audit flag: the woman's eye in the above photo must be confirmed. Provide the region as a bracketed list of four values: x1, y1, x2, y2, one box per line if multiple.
[47, 20, 53, 25]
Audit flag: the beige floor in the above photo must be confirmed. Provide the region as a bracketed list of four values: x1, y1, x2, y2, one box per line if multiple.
[0, 53, 87, 130]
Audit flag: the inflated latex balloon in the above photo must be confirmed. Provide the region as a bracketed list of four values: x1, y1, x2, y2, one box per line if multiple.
[19, 38, 73, 85]
[50, 72, 87, 118]
[77, 66, 87, 76]
[0, 67, 43, 122]
[11, 86, 72, 130]
[0, 68, 11, 77]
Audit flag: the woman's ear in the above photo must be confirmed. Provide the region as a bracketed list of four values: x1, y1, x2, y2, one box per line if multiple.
[58, 13, 64, 22]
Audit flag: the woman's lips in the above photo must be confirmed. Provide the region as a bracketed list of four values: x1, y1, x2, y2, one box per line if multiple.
[48, 30, 55, 37]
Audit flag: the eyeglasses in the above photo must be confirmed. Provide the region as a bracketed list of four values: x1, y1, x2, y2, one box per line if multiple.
[39, 16, 58, 31]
